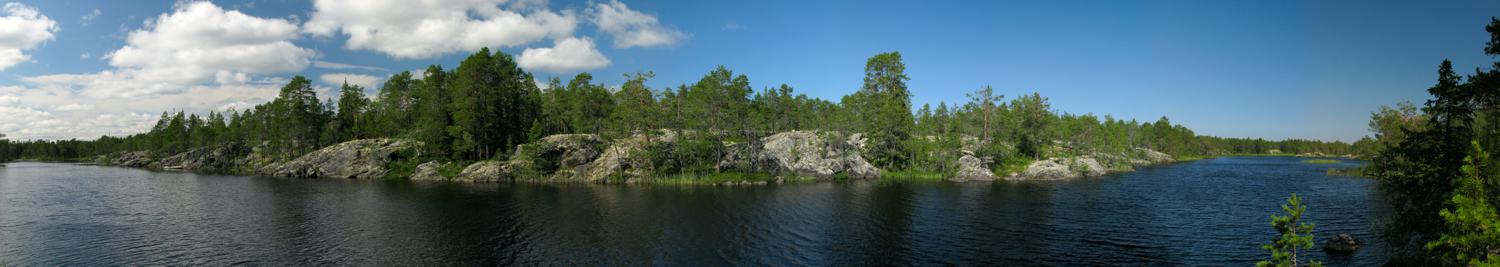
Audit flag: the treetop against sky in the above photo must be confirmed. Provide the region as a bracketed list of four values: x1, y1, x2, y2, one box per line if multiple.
[0, 0, 1496, 142]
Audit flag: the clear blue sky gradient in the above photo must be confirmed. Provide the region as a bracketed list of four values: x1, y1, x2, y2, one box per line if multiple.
[7, 0, 1500, 142]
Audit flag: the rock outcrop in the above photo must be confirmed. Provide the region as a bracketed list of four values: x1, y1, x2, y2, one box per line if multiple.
[409, 161, 446, 181]
[452, 160, 511, 183]
[1323, 234, 1362, 254]
[950, 154, 995, 182]
[1006, 148, 1173, 181]
[717, 131, 880, 180]
[150, 144, 249, 172]
[1136, 148, 1174, 164]
[1010, 157, 1110, 180]
[258, 139, 421, 179]
[511, 134, 606, 182]
[582, 131, 677, 182]
[110, 151, 156, 168]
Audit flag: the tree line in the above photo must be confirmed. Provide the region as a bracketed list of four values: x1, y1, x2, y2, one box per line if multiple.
[0, 50, 1354, 175]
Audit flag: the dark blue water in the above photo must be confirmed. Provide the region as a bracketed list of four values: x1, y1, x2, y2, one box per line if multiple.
[0, 157, 1388, 265]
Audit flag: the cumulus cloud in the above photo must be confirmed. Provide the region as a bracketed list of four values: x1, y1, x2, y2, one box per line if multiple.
[518, 37, 609, 72]
[591, 0, 685, 48]
[3, 2, 309, 140]
[106, 1, 312, 86]
[304, 0, 577, 59]
[320, 73, 384, 89]
[21, 2, 311, 99]
[0, 3, 59, 70]
[53, 103, 94, 111]
[0, 81, 284, 140]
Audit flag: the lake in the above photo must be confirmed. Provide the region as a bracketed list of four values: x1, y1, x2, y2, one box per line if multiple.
[0, 156, 1388, 265]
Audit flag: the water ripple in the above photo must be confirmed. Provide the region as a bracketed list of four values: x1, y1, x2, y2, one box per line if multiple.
[0, 157, 1389, 265]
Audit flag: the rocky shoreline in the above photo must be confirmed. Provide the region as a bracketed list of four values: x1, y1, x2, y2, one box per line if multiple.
[92, 130, 1178, 184]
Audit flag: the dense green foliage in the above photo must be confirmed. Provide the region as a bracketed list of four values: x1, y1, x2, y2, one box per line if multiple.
[0, 48, 1354, 176]
[1426, 142, 1500, 266]
[1257, 193, 1323, 267]
[1363, 17, 1500, 265]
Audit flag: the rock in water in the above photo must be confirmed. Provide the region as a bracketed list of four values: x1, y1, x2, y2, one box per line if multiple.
[950, 155, 995, 182]
[1323, 234, 1362, 254]
[260, 138, 421, 179]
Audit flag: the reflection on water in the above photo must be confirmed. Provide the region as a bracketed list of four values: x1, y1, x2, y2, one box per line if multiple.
[0, 157, 1387, 265]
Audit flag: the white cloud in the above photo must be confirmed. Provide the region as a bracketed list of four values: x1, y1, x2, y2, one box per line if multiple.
[80, 9, 100, 25]
[79, 52, 89, 59]
[106, 1, 312, 86]
[304, 0, 577, 59]
[319, 73, 383, 89]
[313, 60, 388, 71]
[0, 3, 59, 70]
[518, 37, 609, 72]
[0, 95, 18, 106]
[3, 2, 311, 140]
[53, 103, 94, 111]
[591, 0, 685, 48]
[0, 81, 284, 140]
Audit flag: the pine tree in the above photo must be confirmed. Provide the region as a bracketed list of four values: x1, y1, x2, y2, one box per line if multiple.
[446, 48, 539, 160]
[967, 85, 1003, 142]
[1426, 141, 1500, 265]
[860, 52, 914, 169]
[335, 82, 369, 142]
[612, 72, 657, 136]
[1257, 193, 1323, 267]
[414, 65, 451, 157]
[372, 71, 416, 137]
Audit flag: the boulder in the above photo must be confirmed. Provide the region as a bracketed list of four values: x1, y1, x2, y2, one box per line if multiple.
[1323, 234, 1362, 254]
[717, 131, 880, 180]
[259, 138, 421, 179]
[409, 161, 446, 181]
[950, 154, 995, 182]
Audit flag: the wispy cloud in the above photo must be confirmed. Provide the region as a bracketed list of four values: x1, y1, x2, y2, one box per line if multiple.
[80, 9, 101, 25]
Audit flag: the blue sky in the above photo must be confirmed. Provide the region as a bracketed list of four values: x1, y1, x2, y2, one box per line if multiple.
[0, 0, 1497, 141]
